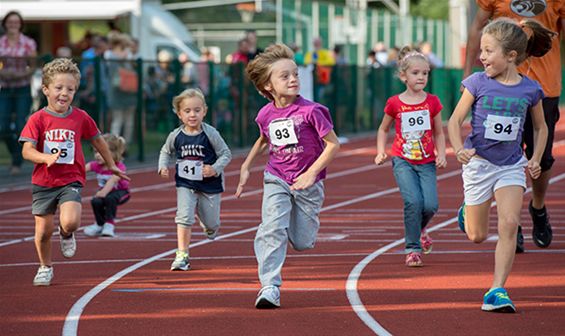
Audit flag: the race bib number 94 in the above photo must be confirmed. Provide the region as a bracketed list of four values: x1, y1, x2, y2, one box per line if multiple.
[178, 160, 203, 181]
[268, 118, 298, 147]
[43, 140, 75, 164]
[484, 114, 520, 141]
[401, 110, 431, 133]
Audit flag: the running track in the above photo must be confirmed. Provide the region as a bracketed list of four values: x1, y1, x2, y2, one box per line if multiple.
[1, 122, 564, 336]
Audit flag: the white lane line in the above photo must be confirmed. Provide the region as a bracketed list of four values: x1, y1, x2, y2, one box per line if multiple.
[0, 148, 387, 248]
[4, 248, 565, 269]
[112, 287, 337, 293]
[346, 172, 565, 335]
[0, 142, 375, 195]
[62, 167, 462, 335]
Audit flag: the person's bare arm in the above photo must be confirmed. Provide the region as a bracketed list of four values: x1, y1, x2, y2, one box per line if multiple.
[291, 130, 340, 190]
[91, 136, 130, 181]
[22, 141, 60, 167]
[235, 135, 268, 197]
[463, 7, 491, 80]
[527, 101, 548, 179]
[447, 89, 476, 164]
[374, 114, 393, 165]
[433, 113, 447, 168]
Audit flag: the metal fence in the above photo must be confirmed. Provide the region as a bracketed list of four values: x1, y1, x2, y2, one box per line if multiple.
[1, 55, 563, 165]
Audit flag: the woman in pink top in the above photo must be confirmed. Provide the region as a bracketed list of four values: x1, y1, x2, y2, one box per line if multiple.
[0, 11, 37, 175]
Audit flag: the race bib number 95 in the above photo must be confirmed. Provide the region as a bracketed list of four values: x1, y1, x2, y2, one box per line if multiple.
[43, 140, 75, 164]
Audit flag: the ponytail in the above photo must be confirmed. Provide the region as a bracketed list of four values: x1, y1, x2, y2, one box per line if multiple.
[521, 19, 556, 59]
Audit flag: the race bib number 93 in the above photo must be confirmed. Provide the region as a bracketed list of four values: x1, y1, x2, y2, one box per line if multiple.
[268, 118, 298, 147]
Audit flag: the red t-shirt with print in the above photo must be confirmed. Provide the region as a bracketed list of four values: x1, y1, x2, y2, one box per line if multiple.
[385, 94, 443, 165]
[19, 107, 100, 187]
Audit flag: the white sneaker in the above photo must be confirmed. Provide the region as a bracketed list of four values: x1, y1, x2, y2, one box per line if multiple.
[101, 223, 115, 237]
[83, 223, 103, 237]
[255, 285, 280, 309]
[33, 266, 53, 286]
[170, 250, 190, 271]
[60, 232, 76, 258]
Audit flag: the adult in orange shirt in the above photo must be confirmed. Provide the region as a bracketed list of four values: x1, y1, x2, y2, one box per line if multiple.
[463, 0, 564, 253]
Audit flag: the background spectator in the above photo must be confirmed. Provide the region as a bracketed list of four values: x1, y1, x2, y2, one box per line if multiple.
[289, 42, 304, 65]
[373, 42, 389, 66]
[105, 32, 137, 144]
[418, 41, 443, 68]
[333, 44, 347, 65]
[230, 38, 250, 64]
[245, 29, 263, 60]
[0, 10, 37, 175]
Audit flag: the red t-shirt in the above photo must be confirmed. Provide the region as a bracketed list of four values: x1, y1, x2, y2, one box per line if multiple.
[19, 107, 100, 187]
[385, 94, 443, 165]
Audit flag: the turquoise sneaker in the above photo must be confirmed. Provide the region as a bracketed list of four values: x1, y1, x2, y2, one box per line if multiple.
[481, 288, 516, 313]
[458, 203, 466, 233]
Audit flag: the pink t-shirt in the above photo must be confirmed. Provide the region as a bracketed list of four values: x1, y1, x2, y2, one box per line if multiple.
[19, 107, 100, 187]
[88, 161, 129, 191]
[0, 33, 37, 88]
[255, 96, 334, 185]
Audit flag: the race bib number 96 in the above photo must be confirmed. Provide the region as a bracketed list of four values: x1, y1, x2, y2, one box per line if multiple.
[268, 118, 298, 147]
[484, 115, 520, 141]
[43, 140, 75, 164]
[178, 160, 203, 181]
[401, 110, 431, 133]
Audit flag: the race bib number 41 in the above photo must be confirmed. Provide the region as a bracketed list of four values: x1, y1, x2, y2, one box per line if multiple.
[484, 114, 520, 141]
[178, 160, 203, 181]
[401, 110, 431, 133]
[268, 118, 298, 147]
[43, 140, 75, 164]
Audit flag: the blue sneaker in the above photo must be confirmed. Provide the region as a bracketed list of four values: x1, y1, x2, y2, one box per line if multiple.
[481, 288, 516, 313]
[458, 203, 466, 233]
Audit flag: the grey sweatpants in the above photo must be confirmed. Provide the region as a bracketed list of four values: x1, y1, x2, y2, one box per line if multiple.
[255, 171, 324, 287]
[175, 187, 221, 232]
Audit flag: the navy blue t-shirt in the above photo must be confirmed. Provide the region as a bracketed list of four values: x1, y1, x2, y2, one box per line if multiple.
[173, 131, 223, 193]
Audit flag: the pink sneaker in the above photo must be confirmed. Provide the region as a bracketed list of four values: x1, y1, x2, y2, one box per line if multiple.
[405, 252, 423, 267]
[420, 229, 433, 254]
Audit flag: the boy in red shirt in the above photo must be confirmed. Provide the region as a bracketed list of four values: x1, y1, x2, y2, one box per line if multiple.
[19, 58, 129, 286]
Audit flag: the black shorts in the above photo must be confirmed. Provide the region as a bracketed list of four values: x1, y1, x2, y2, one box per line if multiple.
[523, 97, 560, 172]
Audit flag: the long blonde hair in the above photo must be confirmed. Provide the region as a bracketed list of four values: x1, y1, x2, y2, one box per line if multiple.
[102, 133, 126, 163]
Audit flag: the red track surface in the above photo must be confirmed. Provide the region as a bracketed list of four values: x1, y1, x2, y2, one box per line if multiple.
[1, 122, 564, 335]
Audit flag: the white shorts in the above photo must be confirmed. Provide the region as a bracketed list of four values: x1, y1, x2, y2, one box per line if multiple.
[462, 156, 527, 206]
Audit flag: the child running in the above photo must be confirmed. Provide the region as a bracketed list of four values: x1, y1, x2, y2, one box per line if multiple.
[19, 58, 129, 286]
[158, 88, 232, 271]
[448, 18, 553, 312]
[374, 46, 447, 267]
[83, 134, 130, 237]
[236, 44, 340, 309]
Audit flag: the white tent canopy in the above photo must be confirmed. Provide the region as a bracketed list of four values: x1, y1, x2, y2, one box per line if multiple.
[0, 1, 137, 21]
